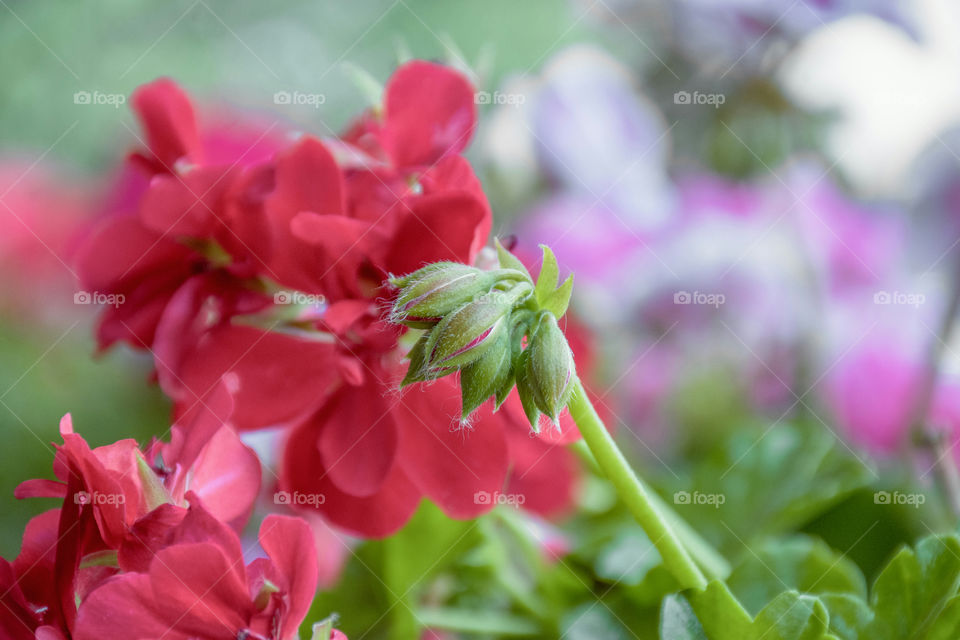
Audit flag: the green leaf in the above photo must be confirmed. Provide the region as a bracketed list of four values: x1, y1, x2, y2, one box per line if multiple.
[660, 594, 708, 640]
[416, 607, 541, 636]
[594, 530, 662, 586]
[927, 595, 960, 640]
[533, 244, 559, 305]
[542, 273, 574, 318]
[752, 591, 830, 640]
[727, 536, 867, 615]
[864, 534, 960, 639]
[687, 581, 753, 640]
[677, 424, 872, 548]
[820, 594, 872, 640]
[562, 604, 636, 640]
[495, 238, 532, 281]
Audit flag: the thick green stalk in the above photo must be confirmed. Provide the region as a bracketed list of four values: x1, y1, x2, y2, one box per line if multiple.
[567, 380, 708, 590]
[570, 440, 730, 580]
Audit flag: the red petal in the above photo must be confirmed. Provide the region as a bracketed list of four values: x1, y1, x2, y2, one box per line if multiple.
[282, 419, 421, 538]
[381, 61, 477, 167]
[175, 325, 338, 431]
[503, 422, 579, 518]
[12, 509, 60, 617]
[316, 384, 398, 497]
[74, 572, 186, 640]
[130, 78, 202, 170]
[419, 155, 491, 260]
[384, 192, 488, 276]
[139, 167, 235, 239]
[188, 426, 261, 527]
[76, 543, 249, 640]
[258, 515, 319, 639]
[76, 216, 196, 293]
[14, 479, 66, 499]
[394, 378, 509, 519]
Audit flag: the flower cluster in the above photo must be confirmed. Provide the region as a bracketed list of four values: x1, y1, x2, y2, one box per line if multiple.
[390, 242, 577, 428]
[1, 398, 344, 640]
[74, 62, 593, 537]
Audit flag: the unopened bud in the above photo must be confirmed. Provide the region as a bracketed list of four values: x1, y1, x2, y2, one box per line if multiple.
[459, 325, 513, 419]
[520, 313, 576, 425]
[390, 263, 493, 329]
[423, 292, 519, 375]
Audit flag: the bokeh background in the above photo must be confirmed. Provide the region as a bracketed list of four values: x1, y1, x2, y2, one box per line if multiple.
[5, 0, 960, 625]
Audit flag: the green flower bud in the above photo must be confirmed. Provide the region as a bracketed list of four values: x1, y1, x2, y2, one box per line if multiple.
[522, 312, 576, 425]
[391, 263, 494, 329]
[459, 325, 513, 420]
[515, 348, 541, 430]
[422, 293, 515, 374]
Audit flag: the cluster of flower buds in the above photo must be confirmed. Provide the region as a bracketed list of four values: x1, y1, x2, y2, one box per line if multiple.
[390, 241, 577, 429]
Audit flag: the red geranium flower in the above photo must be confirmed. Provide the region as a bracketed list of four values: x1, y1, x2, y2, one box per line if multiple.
[74, 506, 323, 640]
[75, 62, 591, 538]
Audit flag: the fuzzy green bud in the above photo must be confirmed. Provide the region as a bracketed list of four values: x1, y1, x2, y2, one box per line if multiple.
[422, 292, 517, 374]
[520, 312, 576, 425]
[391, 263, 494, 329]
[459, 324, 513, 419]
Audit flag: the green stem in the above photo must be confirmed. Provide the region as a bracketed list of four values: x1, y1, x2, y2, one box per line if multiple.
[383, 534, 419, 640]
[567, 380, 708, 590]
[570, 440, 730, 580]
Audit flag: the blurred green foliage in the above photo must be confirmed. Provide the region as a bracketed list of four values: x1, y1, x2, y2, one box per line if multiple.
[0, 0, 599, 171]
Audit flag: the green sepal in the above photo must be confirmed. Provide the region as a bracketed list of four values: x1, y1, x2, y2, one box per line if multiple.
[541, 273, 574, 318]
[533, 244, 560, 306]
[495, 238, 532, 281]
[401, 334, 430, 387]
[515, 350, 541, 431]
[493, 321, 526, 409]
